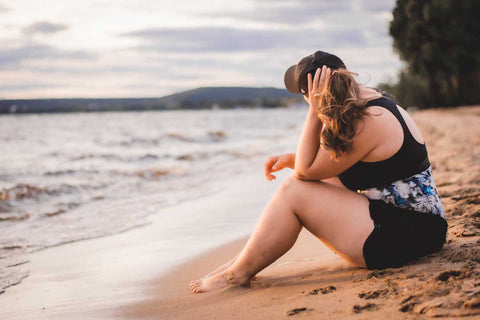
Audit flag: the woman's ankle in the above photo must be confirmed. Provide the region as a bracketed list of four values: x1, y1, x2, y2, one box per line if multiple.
[225, 269, 253, 286]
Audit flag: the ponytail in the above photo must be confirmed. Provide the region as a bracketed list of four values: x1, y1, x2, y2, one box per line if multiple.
[314, 69, 369, 160]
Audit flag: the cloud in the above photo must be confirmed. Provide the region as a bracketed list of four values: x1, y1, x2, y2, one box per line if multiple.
[0, 82, 63, 91]
[22, 21, 68, 35]
[0, 0, 400, 98]
[0, 43, 96, 68]
[358, 0, 396, 12]
[258, 0, 395, 11]
[205, 0, 395, 26]
[0, 3, 9, 12]
[260, 0, 352, 11]
[123, 26, 367, 53]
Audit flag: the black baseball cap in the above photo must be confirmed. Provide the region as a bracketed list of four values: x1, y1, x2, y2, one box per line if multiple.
[284, 50, 346, 94]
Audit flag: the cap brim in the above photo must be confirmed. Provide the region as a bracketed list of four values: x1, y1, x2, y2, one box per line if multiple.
[284, 64, 300, 93]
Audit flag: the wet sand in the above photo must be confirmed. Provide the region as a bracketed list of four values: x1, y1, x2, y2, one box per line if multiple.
[1, 106, 479, 319]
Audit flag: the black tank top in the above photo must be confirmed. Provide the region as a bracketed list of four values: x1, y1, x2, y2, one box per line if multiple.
[338, 95, 430, 191]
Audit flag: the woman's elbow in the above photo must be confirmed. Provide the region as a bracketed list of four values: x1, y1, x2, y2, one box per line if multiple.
[294, 168, 328, 181]
[294, 169, 316, 181]
[294, 171, 308, 180]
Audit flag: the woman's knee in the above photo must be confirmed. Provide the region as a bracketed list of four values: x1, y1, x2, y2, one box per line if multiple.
[278, 174, 301, 194]
[277, 174, 319, 199]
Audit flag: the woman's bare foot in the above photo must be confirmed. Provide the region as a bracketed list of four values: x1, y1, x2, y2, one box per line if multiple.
[189, 270, 250, 293]
[200, 271, 258, 282]
[197, 254, 260, 281]
[199, 258, 237, 281]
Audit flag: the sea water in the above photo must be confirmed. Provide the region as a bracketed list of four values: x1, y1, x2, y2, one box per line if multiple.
[0, 107, 306, 292]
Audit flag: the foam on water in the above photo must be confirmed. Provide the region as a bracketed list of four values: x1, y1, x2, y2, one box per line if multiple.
[0, 107, 305, 292]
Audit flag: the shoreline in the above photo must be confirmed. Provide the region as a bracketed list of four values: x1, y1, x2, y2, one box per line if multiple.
[0, 106, 479, 319]
[121, 230, 348, 320]
[122, 106, 480, 319]
[0, 169, 284, 319]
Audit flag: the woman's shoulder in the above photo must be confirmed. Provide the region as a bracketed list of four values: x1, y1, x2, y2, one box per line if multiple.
[354, 104, 403, 150]
[359, 104, 398, 133]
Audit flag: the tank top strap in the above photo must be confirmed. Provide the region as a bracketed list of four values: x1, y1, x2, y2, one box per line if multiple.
[365, 95, 415, 141]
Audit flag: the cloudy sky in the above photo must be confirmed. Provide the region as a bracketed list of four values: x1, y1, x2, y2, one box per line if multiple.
[0, 0, 402, 99]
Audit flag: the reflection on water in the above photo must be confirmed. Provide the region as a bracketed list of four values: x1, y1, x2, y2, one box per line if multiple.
[0, 107, 305, 292]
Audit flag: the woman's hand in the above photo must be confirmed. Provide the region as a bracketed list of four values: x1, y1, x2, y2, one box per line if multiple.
[264, 153, 295, 181]
[306, 65, 331, 109]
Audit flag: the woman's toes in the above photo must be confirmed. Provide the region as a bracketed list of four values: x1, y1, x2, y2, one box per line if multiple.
[190, 280, 199, 286]
[190, 280, 202, 292]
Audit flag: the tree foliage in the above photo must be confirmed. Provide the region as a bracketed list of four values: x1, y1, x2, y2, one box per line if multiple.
[387, 0, 480, 108]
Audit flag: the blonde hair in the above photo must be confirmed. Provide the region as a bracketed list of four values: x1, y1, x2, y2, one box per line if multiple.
[314, 69, 370, 160]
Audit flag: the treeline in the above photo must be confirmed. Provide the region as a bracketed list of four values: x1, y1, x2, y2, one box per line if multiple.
[0, 98, 168, 113]
[0, 87, 300, 114]
[378, 0, 480, 108]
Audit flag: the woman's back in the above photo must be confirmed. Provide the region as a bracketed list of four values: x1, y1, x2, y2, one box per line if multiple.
[339, 94, 445, 218]
[339, 95, 430, 191]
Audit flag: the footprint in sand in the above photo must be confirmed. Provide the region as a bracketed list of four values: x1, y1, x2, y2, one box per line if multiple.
[435, 270, 464, 281]
[351, 303, 376, 313]
[399, 295, 420, 313]
[358, 288, 389, 299]
[307, 285, 336, 295]
[286, 307, 313, 316]
[367, 269, 394, 279]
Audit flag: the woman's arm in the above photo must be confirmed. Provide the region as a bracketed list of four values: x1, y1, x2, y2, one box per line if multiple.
[294, 101, 323, 179]
[264, 153, 295, 181]
[294, 66, 378, 181]
[294, 67, 327, 179]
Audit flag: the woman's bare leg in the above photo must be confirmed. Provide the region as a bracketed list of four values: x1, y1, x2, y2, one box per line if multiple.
[199, 253, 241, 281]
[196, 179, 345, 282]
[196, 177, 344, 282]
[190, 175, 374, 293]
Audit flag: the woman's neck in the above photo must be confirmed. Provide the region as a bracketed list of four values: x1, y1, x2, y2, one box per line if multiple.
[359, 86, 382, 101]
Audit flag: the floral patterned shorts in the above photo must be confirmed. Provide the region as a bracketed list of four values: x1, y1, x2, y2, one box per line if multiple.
[359, 167, 445, 218]
[360, 167, 447, 269]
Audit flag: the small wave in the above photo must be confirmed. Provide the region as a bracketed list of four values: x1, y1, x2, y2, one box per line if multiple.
[118, 137, 161, 147]
[0, 183, 99, 203]
[43, 169, 100, 176]
[44, 199, 80, 217]
[176, 148, 257, 161]
[137, 154, 160, 161]
[133, 169, 170, 180]
[44, 208, 64, 217]
[43, 202, 80, 217]
[165, 131, 227, 143]
[0, 184, 47, 202]
[71, 154, 123, 161]
[207, 130, 227, 141]
[114, 167, 184, 180]
[176, 152, 208, 161]
[226, 149, 263, 158]
[177, 154, 194, 161]
[43, 170, 76, 176]
[226, 150, 250, 158]
[72, 153, 165, 163]
[0, 212, 31, 221]
[165, 133, 195, 143]
[0, 245, 25, 251]
[1, 257, 29, 268]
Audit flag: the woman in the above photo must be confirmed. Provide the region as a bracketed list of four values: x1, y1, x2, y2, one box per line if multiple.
[189, 50, 447, 293]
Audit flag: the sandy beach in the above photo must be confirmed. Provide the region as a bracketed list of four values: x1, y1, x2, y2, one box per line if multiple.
[1, 106, 479, 319]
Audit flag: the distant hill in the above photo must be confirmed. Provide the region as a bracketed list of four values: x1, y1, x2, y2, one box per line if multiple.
[0, 87, 301, 114]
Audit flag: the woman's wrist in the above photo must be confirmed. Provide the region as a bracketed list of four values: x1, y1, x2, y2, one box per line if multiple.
[307, 108, 322, 126]
[289, 153, 296, 169]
